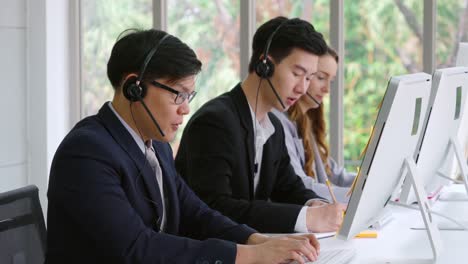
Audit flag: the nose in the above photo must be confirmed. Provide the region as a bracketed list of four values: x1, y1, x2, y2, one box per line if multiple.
[322, 81, 331, 94]
[296, 77, 308, 95]
[177, 100, 190, 116]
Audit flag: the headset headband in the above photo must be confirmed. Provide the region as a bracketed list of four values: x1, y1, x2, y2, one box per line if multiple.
[262, 19, 289, 63]
[137, 33, 171, 85]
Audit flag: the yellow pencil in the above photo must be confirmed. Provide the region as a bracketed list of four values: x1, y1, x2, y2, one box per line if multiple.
[354, 230, 378, 238]
[325, 179, 338, 204]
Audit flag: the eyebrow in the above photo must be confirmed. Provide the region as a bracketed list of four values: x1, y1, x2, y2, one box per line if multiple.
[174, 83, 193, 93]
[293, 64, 308, 73]
[317, 71, 330, 76]
[293, 64, 319, 78]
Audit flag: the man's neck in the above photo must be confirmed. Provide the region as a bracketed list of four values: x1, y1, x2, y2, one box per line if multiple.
[111, 96, 149, 142]
[241, 74, 273, 122]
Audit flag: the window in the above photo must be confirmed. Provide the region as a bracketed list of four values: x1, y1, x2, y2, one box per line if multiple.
[256, 0, 330, 39]
[79, 1, 465, 163]
[167, 0, 240, 150]
[436, 0, 468, 68]
[80, 0, 152, 117]
[343, 0, 423, 169]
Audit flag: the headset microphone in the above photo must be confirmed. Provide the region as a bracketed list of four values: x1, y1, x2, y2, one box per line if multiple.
[306, 92, 321, 106]
[266, 79, 286, 109]
[140, 96, 166, 137]
[123, 34, 170, 137]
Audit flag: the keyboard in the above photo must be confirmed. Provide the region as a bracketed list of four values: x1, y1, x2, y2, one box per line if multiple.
[291, 248, 356, 264]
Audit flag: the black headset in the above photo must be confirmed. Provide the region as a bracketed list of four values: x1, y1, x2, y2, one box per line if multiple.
[123, 34, 170, 102]
[254, 19, 290, 79]
[122, 33, 171, 137]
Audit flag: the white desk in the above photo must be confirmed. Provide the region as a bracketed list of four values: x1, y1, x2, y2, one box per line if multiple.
[319, 184, 468, 264]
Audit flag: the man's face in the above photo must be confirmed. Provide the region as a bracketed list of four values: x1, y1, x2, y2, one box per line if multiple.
[298, 54, 338, 111]
[268, 48, 319, 111]
[134, 75, 196, 142]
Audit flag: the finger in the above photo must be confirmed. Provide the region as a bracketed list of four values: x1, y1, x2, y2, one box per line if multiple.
[304, 234, 320, 254]
[289, 251, 305, 264]
[302, 243, 318, 262]
[296, 235, 319, 248]
[292, 237, 318, 261]
[303, 249, 318, 263]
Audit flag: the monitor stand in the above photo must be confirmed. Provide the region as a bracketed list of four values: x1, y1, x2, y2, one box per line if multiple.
[436, 136, 468, 201]
[392, 157, 443, 261]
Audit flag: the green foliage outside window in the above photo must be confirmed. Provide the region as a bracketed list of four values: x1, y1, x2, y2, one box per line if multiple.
[81, 0, 468, 168]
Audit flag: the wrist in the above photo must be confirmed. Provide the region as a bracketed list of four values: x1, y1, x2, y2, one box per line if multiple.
[246, 233, 269, 245]
[306, 207, 314, 232]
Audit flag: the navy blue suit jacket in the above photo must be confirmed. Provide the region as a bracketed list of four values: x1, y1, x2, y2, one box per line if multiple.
[46, 103, 256, 264]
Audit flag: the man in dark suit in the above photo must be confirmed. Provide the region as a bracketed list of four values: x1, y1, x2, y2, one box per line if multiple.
[46, 29, 321, 263]
[175, 17, 346, 234]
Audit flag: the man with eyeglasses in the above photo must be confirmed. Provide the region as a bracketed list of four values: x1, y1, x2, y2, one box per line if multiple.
[46, 28, 320, 264]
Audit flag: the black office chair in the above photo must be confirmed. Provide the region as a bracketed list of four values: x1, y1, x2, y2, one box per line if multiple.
[0, 185, 46, 264]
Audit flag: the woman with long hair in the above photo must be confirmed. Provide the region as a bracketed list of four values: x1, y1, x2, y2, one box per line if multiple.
[273, 46, 356, 203]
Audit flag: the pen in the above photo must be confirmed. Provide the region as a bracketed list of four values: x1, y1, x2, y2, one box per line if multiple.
[325, 179, 338, 204]
[346, 167, 360, 197]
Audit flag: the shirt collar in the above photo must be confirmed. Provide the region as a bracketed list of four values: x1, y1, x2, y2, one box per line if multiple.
[248, 103, 275, 141]
[108, 102, 146, 154]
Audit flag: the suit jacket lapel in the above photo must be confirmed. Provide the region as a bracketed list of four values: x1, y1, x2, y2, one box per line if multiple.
[151, 140, 179, 234]
[97, 103, 164, 219]
[231, 84, 255, 197]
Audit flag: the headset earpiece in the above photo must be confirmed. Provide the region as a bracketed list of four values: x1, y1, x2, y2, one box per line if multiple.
[255, 58, 275, 79]
[254, 19, 289, 110]
[123, 76, 147, 102]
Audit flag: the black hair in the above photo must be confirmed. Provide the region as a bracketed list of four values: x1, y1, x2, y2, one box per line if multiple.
[107, 28, 202, 89]
[248, 16, 327, 73]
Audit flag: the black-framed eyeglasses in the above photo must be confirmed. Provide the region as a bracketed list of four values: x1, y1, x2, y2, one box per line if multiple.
[150, 80, 197, 105]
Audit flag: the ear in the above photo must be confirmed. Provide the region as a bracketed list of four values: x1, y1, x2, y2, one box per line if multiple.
[259, 54, 276, 66]
[266, 55, 276, 64]
[121, 73, 139, 89]
[258, 54, 274, 61]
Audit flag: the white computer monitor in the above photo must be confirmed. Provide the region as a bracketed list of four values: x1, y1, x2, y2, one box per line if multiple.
[456, 43, 468, 67]
[400, 67, 468, 204]
[456, 43, 468, 169]
[337, 73, 432, 240]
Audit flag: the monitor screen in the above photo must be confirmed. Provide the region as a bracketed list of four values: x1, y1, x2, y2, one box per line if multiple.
[337, 73, 432, 240]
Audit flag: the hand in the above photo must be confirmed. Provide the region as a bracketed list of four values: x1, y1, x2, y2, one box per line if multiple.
[306, 203, 346, 232]
[236, 234, 320, 264]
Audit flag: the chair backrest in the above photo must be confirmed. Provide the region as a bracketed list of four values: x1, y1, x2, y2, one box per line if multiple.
[0, 185, 46, 264]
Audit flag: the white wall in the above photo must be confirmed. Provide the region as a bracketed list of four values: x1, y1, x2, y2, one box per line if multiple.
[0, 0, 28, 191]
[0, 0, 76, 217]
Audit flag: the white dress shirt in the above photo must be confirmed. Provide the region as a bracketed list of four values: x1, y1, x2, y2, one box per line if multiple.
[248, 105, 309, 232]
